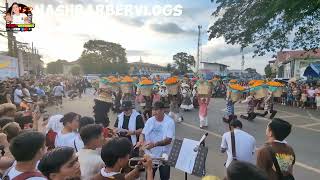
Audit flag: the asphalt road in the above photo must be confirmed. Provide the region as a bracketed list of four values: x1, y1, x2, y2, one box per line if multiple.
[46, 90, 320, 180]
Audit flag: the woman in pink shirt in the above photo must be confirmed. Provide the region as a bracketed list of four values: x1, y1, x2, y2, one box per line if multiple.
[198, 96, 210, 128]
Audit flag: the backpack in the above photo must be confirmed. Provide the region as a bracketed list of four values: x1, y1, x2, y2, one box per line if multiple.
[268, 146, 295, 180]
[2, 166, 45, 180]
[45, 129, 57, 150]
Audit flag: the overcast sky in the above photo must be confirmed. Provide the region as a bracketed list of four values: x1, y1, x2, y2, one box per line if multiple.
[0, 0, 272, 74]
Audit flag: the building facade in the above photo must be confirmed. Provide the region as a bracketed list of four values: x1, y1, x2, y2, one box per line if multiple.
[129, 61, 167, 75]
[275, 50, 320, 79]
[199, 62, 229, 76]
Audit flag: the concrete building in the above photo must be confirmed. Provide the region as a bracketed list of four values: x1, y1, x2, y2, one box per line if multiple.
[129, 61, 167, 75]
[228, 68, 262, 80]
[228, 69, 242, 77]
[199, 62, 229, 76]
[275, 50, 320, 79]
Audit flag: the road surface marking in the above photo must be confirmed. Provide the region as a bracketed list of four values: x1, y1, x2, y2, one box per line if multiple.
[222, 108, 320, 133]
[180, 121, 320, 174]
[298, 122, 320, 128]
[307, 110, 320, 122]
[277, 115, 299, 118]
[254, 117, 320, 133]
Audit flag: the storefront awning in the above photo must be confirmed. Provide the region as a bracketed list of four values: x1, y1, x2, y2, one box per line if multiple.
[303, 63, 320, 77]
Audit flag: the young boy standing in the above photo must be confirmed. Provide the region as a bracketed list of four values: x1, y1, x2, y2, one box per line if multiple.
[199, 97, 210, 128]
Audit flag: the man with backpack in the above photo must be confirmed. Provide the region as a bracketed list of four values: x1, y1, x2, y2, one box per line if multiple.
[256, 118, 295, 180]
[220, 119, 256, 168]
[3, 131, 47, 180]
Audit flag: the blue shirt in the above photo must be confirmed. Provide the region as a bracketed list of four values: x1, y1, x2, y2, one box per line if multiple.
[35, 87, 45, 96]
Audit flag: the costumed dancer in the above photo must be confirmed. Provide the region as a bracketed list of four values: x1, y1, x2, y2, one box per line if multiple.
[169, 94, 183, 123]
[257, 91, 277, 119]
[198, 96, 210, 128]
[112, 88, 122, 114]
[255, 97, 265, 110]
[239, 92, 257, 121]
[120, 76, 134, 103]
[159, 84, 170, 113]
[192, 85, 199, 108]
[139, 78, 154, 121]
[180, 83, 194, 111]
[152, 84, 161, 105]
[93, 79, 113, 127]
[109, 77, 122, 115]
[135, 88, 145, 114]
[222, 92, 236, 123]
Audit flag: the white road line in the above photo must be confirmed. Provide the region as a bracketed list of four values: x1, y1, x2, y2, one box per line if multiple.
[180, 121, 320, 174]
[298, 122, 320, 128]
[296, 162, 320, 174]
[220, 108, 320, 133]
[307, 110, 320, 122]
[277, 115, 299, 118]
[254, 117, 320, 133]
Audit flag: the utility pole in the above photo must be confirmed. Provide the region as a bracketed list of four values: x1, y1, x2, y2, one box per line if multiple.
[5, 0, 14, 57]
[196, 25, 202, 73]
[240, 47, 245, 78]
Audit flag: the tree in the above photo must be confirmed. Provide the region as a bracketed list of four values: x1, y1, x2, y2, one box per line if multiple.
[70, 66, 81, 76]
[264, 64, 276, 78]
[46, 60, 66, 74]
[78, 40, 128, 74]
[173, 52, 195, 74]
[166, 63, 172, 72]
[209, 0, 320, 56]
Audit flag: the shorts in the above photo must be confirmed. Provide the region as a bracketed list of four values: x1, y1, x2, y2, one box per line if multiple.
[55, 96, 63, 104]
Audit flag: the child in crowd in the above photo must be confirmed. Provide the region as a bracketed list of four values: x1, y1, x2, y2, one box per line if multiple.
[281, 88, 287, 105]
[292, 86, 300, 107]
[300, 89, 307, 108]
[198, 96, 210, 128]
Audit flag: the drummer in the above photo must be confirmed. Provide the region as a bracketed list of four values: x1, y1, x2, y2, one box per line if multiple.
[114, 101, 144, 157]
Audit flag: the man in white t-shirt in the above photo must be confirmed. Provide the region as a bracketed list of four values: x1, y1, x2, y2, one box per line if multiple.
[4, 131, 47, 180]
[136, 101, 175, 180]
[221, 119, 256, 168]
[78, 124, 105, 179]
[13, 84, 24, 106]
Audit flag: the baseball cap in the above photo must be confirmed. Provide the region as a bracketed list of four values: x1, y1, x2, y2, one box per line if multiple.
[121, 101, 133, 110]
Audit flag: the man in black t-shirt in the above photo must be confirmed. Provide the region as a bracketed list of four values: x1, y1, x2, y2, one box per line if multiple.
[114, 101, 144, 149]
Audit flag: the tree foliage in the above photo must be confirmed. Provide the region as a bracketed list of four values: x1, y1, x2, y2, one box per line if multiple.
[46, 60, 66, 74]
[166, 63, 180, 75]
[173, 52, 195, 74]
[264, 64, 276, 78]
[70, 66, 81, 76]
[209, 0, 320, 56]
[78, 40, 128, 74]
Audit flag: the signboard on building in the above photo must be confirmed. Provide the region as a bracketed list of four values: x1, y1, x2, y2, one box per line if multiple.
[0, 55, 19, 80]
